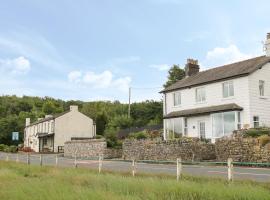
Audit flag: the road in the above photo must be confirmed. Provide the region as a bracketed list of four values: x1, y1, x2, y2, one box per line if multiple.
[1, 152, 270, 182]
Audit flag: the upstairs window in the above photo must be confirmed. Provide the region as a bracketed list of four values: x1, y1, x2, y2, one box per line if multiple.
[196, 87, 206, 102]
[173, 92, 181, 106]
[259, 80, 265, 97]
[223, 81, 234, 98]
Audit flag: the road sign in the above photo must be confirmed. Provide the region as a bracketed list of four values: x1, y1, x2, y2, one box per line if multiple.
[12, 132, 19, 141]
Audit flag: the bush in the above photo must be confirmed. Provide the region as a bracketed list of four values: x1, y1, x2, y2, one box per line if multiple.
[244, 127, 270, 137]
[258, 135, 270, 146]
[0, 144, 8, 151]
[95, 135, 104, 139]
[129, 131, 148, 140]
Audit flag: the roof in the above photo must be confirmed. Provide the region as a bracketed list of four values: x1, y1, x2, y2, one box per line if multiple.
[27, 111, 70, 127]
[37, 133, 55, 138]
[162, 55, 270, 93]
[163, 103, 243, 119]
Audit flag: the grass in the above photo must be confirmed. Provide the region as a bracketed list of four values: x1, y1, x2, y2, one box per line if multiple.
[0, 161, 270, 200]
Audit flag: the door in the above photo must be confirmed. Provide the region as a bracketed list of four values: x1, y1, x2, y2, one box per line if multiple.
[198, 121, 206, 139]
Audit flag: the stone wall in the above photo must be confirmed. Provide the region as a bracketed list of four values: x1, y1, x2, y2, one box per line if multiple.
[122, 138, 216, 161]
[64, 139, 122, 159]
[215, 133, 270, 162]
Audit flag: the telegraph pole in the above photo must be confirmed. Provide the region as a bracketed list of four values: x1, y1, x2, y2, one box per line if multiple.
[128, 87, 131, 118]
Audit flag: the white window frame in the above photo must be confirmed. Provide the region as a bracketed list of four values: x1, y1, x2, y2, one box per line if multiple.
[253, 116, 260, 128]
[259, 80, 265, 97]
[195, 87, 206, 103]
[211, 111, 237, 138]
[183, 118, 188, 136]
[236, 111, 241, 130]
[173, 92, 181, 106]
[222, 81, 234, 98]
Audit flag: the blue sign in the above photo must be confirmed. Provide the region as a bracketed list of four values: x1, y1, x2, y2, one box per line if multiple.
[12, 132, 19, 141]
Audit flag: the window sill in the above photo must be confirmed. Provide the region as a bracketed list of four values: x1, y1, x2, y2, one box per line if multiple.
[195, 101, 207, 105]
[222, 97, 235, 101]
[173, 105, 181, 108]
[259, 96, 268, 100]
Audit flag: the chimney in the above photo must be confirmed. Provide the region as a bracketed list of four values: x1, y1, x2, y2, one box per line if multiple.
[70, 105, 78, 112]
[25, 118, 30, 126]
[185, 58, 200, 76]
[265, 33, 270, 57]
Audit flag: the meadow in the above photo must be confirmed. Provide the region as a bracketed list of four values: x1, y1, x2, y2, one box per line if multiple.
[0, 161, 269, 200]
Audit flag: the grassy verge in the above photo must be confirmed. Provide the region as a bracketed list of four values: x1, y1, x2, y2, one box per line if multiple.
[0, 161, 269, 200]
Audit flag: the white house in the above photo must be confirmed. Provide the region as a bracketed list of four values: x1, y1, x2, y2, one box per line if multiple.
[161, 34, 270, 142]
[24, 105, 96, 152]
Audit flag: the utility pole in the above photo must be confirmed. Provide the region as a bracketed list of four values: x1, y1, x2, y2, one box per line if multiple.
[128, 87, 131, 118]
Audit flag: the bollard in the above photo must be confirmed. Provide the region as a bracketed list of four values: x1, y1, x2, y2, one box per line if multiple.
[176, 158, 182, 181]
[16, 154, 19, 163]
[55, 154, 58, 167]
[74, 155, 77, 168]
[132, 159, 136, 177]
[39, 154, 43, 166]
[228, 158, 233, 182]
[98, 155, 103, 173]
[27, 153, 30, 165]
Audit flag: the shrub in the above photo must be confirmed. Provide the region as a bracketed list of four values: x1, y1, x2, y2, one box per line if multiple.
[0, 144, 8, 151]
[21, 147, 34, 152]
[95, 135, 104, 139]
[258, 135, 270, 146]
[9, 145, 18, 153]
[244, 127, 270, 137]
[129, 131, 148, 140]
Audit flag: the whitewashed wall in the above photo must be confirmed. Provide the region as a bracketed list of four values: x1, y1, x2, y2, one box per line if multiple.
[164, 76, 251, 126]
[248, 63, 270, 127]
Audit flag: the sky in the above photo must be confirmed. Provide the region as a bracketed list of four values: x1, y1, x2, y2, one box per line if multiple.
[0, 0, 270, 102]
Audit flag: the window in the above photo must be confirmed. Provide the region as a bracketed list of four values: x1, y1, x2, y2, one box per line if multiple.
[173, 92, 181, 106]
[196, 87, 206, 102]
[212, 111, 236, 138]
[51, 122, 54, 132]
[184, 118, 188, 136]
[165, 118, 183, 139]
[237, 112, 241, 130]
[253, 116, 260, 128]
[43, 138, 47, 145]
[259, 80, 265, 96]
[223, 81, 234, 98]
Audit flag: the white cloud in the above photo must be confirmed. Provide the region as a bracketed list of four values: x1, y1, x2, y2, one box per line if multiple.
[0, 56, 31, 74]
[149, 64, 170, 71]
[68, 70, 82, 83]
[204, 44, 254, 68]
[68, 70, 131, 92]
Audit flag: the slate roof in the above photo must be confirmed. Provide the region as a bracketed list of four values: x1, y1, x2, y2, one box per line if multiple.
[161, 55, 270, 93]
[27, 111, 70, 127]
[163, 103, 243, 119]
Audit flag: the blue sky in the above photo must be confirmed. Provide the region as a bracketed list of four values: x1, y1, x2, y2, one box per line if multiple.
[0, 0, 269, 102]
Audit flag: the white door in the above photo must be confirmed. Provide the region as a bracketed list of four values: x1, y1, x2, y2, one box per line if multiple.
[198, 121, 206, 139]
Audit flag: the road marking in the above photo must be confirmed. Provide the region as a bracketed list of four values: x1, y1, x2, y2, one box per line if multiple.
[208, 170, 270, 177]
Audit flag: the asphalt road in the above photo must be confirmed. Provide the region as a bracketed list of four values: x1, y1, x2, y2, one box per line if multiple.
[1, 152, 270, 182]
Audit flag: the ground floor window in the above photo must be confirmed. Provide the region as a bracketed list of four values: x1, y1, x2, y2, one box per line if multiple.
[212, 111, 238, 138]
[253, 116, 260, 128]
[164, 118, 183, 139]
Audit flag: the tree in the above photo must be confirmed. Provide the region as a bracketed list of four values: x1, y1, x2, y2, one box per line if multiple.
[163, 64, 185, 88]
[42, 101, 56, 114]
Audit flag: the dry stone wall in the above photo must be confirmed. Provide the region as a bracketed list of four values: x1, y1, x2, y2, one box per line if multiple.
[64, 139, 122, 159]
[122, 138, 216, 161]
[215, 133, 270, 162]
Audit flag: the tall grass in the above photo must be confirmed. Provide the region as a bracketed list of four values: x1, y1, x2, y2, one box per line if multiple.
[0, 161, 269, 200]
